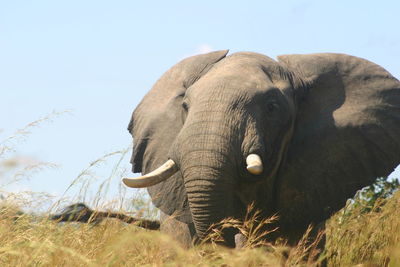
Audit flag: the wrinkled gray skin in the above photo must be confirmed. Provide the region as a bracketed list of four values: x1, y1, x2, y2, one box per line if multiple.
[128, 50, 400, 248]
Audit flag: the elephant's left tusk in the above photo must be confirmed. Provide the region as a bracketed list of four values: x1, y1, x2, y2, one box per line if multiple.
[122, 159, 178, 188]
[246, 154, 263, 175]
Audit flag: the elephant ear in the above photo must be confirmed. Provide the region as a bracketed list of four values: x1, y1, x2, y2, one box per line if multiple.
[128, 50, 228, 223]
[276, 53, 400, 226]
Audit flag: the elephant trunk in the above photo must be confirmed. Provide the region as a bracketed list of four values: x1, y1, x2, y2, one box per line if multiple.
[175, 115, 241, 246]
[182, 151, 237, 245]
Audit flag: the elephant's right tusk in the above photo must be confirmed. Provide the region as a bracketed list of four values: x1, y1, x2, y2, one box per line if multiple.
[246, 154, 263, 175]
[122, 159, 178, 188]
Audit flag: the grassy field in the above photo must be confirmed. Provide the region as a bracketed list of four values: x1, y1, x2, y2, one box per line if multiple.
[1, 119, 399, 266]
[0, 187, 398, 266]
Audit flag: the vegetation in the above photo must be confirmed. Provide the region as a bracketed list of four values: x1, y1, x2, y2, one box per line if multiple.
[0, 118, 399, 266]
[326, 177, 400, 266]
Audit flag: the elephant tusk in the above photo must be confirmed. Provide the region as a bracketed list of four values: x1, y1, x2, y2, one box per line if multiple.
[122, 159, 178, 188]
[246, 154, 263, 175]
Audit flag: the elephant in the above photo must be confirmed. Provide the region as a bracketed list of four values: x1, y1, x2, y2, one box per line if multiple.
[122, 50, 400, 248]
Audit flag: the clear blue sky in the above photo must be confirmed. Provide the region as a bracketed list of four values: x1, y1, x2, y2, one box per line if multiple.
[1, 1, 399, 205]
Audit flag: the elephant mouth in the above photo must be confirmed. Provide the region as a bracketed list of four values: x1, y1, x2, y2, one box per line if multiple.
[262, 123, 294, 182]
[122, 154, 264, 188]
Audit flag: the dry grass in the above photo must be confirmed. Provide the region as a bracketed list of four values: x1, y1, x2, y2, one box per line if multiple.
[0, 192, 398, 266]
[0, 210, 314, 266]
[326, 191, 400, 266]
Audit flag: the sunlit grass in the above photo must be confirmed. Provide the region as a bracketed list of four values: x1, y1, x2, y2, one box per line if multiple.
[326, 190, 400, 266]
[0, 192, 398, 266]
[0, 211, 307, 266]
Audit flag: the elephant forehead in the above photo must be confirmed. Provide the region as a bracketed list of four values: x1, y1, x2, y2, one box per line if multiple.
[195, 52, 293, 91]
[192, 57, 280, 92]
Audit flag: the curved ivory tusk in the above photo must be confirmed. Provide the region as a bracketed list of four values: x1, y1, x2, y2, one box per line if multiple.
[246, 154, 263, 175]
[122, 159, 178, 188]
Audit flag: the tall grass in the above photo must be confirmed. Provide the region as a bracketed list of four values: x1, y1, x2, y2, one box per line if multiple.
[0, 192, 398, 266]
[0, 117, 399, 266]
[326, 190, 400, 266]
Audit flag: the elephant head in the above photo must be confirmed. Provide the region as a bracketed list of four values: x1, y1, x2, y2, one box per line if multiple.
[123, 50, 400, 246]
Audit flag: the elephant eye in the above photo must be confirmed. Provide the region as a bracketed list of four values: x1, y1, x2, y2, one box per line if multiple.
[266, 102, 279, 113]
[182, 101, 189, 111]
[181, 101, 189, 123]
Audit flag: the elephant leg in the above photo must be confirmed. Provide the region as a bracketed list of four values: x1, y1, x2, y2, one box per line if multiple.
[285, 222, 326, 264]
[234, 233, 247, 249]
[160, 211, 196, 249]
